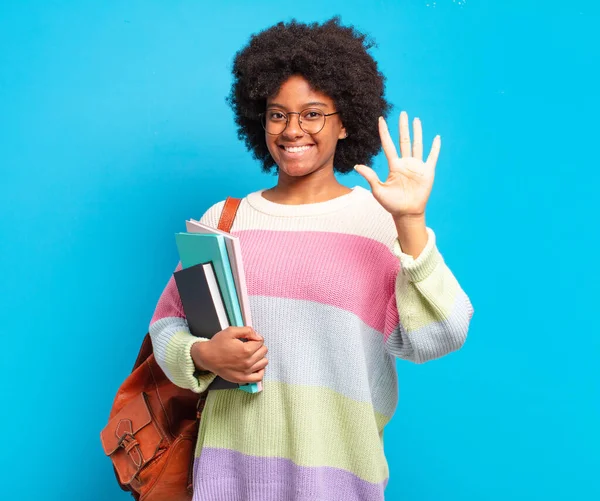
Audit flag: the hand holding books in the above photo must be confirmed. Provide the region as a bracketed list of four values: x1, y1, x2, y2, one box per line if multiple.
[174, 217, 263, 393]
[190, 326, 268, 385]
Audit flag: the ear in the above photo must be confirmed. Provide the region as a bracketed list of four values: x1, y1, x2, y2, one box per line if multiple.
[338, 124, 348, 140]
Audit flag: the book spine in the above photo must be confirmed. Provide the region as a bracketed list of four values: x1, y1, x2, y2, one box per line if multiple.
[217, 239, 244, 327]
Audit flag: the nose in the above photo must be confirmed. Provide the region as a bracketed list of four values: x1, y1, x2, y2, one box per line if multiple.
[282, 112, 304, 139]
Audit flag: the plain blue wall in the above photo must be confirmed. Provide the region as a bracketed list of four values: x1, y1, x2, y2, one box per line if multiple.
[1, 1, 598, 499]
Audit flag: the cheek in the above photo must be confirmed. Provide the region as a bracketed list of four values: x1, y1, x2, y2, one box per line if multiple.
[265, 135, 279, 156]
[320, 132, 340, 154]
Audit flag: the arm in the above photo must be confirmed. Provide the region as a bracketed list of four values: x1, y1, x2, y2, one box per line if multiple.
[354, 112, 473, 362]
[384, 227, 474, 363]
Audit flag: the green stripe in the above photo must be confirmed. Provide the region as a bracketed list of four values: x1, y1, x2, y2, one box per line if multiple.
[196, 381, 391, 484]
[165, 331, 216, 392]
[397, 267, 460, 331]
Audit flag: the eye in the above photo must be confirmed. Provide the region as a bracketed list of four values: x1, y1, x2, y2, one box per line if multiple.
[303, 110, 323, 120]
[268, 111, 286, 121]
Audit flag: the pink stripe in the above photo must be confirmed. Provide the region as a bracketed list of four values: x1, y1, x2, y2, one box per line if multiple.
[384, 293, 400, 341]
[236, 230, 400, 334]
[150, 262, 184, 324]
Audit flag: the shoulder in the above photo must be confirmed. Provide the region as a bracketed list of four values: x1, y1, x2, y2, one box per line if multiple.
[197, 193, 254, 229]
[198, 200, 227, 227]
[348, 187, 398, 247]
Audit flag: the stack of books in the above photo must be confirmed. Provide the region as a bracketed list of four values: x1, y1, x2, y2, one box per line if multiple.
[173, 219, 260, 394]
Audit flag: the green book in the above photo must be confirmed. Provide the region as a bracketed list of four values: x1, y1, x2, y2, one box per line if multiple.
[175, 232, 244, 327]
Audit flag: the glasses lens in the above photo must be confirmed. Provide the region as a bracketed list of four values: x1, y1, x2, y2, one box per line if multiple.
[300, 109, 325, 134]
[262, 110, 287, 135]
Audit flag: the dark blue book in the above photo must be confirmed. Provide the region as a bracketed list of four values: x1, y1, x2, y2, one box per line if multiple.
[173, 262, 259, 393]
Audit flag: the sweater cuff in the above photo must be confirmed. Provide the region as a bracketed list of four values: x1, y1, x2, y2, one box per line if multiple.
[392, 227, 442, 282]
[182, 337, 218, 393]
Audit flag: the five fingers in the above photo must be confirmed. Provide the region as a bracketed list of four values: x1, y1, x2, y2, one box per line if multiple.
[379, 111, 440, 166]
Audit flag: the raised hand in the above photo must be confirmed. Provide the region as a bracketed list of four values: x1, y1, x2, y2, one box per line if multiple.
[354, 111, 440, 219]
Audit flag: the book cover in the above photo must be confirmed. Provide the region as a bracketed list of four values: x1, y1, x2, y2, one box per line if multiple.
[173, 262, 229, 338]
[186, 219, 253, 327]
[175, 232, 244, 327]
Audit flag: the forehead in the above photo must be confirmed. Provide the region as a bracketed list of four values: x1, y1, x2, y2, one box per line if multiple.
[267, 74, 334, 108]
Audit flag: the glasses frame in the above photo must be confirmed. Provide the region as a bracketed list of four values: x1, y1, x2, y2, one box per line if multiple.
[260, 108, 340, 136]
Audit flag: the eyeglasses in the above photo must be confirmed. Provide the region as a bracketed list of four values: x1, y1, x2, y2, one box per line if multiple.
[260, 108, 340, 135]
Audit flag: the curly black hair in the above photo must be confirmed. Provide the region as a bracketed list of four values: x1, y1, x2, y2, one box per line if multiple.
[227, 17, 391, 174]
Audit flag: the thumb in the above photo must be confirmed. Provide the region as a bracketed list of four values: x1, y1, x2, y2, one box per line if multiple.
[354, 165, 381, 192]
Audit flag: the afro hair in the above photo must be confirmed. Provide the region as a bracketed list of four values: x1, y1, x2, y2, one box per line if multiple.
[227, 17, 391, 174]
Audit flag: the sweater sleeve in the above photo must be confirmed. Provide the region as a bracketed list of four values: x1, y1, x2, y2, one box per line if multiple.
[384, 227, 474, 363]
[148, 200, 226, 392]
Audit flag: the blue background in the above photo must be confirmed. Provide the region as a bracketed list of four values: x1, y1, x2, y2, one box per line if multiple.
[1, 1, 598, 499]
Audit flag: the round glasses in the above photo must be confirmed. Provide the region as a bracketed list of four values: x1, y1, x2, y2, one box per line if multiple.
[260, 108, 340, 135]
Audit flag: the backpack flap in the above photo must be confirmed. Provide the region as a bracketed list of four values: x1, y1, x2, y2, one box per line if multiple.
[100, 392, 164, 485]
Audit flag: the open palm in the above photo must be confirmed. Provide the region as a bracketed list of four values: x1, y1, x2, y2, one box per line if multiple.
[355, 111, 441, 218]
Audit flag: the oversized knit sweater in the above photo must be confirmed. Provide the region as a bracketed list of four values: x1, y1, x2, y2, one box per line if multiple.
[149, 185, 473, 501]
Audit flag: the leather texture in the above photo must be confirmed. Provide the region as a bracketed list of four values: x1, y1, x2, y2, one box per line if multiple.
[101, 197, 241, 501]
[217, 196, 242, 235]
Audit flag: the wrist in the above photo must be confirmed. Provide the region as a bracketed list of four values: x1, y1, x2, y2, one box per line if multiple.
[393, 213, 426, 236]
[393, 212, 425, 226]
[393, 213, 428, 259]
[191, 340, 212, 372]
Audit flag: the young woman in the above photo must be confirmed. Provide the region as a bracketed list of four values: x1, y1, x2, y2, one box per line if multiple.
[150, 17, 473, 501]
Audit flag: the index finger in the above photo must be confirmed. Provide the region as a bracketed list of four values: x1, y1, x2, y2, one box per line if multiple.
[243, 339, 265, 355]
[378, 116, 398, 166]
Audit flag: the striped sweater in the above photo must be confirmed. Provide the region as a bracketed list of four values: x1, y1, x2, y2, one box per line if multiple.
[149, 185, 473, 501]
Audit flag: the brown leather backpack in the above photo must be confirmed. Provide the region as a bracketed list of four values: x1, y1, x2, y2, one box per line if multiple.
[100, 197, 241, 501]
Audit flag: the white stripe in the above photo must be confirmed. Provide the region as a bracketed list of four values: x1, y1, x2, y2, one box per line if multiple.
[250, 295, 398, 417]
[149, 316, 189, 381]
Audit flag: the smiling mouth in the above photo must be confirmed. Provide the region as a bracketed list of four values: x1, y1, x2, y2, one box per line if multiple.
[279, 144, 314, 154]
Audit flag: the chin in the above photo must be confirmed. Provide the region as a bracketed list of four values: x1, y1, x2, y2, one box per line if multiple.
[277, 161, 317, 177]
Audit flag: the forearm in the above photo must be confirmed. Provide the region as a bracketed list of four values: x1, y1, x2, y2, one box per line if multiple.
[149, 267, 217, 392]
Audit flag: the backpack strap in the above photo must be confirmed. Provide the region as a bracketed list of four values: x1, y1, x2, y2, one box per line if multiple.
[217, 197, 242, 233]
[132, 334, 154, 371]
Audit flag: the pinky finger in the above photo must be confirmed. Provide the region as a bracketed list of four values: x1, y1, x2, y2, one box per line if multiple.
[243, 369, 265, 383]
[426, 135, 441, 169]
[248, 357, 269, 374]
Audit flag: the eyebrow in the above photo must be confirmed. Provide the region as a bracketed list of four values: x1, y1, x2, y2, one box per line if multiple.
[267, 101, 330, 109]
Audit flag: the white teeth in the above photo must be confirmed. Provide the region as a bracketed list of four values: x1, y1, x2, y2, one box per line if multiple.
[284, 145, 312, 153]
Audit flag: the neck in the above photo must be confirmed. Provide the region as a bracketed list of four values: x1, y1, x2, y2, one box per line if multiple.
[264, 167, 351, 205]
